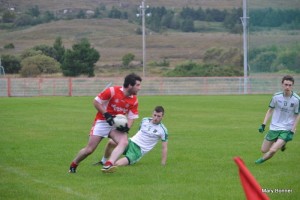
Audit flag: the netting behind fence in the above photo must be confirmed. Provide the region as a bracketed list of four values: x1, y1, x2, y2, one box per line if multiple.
[1, 75, 299, 97]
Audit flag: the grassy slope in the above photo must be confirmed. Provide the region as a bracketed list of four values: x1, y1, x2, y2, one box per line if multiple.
[0, 19, 242, 73]
[0, 96, 299, 200]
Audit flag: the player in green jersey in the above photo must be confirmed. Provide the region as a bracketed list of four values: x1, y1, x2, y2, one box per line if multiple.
[256, 75, 300, 164]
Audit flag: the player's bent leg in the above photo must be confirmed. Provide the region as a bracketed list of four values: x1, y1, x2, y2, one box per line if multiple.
[255, 139, 275, 164]
[69, 135, 102, 173]
[256, 139, 286, 164]
[78, 135, 103, 159]
[115, 157, 130, 166]
[102, 131, 128, 173]
[107, 131, 129, 164]
[260, 139, 274, 153]
[105, 139, 117, 157]
[268, 139, 286, 154]
[93, 139, 117, 165]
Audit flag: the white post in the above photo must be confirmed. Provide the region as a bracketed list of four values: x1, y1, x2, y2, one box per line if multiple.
[142, 0, 146, 77]
[241, 0, 248, 94]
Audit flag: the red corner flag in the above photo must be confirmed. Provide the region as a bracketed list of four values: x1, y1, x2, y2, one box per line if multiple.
[233, 157, 269, 200]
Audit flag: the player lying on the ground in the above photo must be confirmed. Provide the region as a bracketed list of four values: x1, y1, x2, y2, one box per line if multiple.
[95, 106, 168, 172]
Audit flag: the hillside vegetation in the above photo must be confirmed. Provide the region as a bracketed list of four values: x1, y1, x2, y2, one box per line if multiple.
[3, 0, 300, 10]
[0, 0, 299, 77]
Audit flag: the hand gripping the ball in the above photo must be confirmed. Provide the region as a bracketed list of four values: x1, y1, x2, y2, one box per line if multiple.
[116, 123, 130, 133]
[104, 112, 115, 126]
[258, 124, 265, 133]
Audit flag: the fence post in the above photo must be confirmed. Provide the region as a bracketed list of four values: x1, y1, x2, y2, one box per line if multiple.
[39, 78, 42, 96]
[68, 78, 72, 96]
[7, 77, 11, 97]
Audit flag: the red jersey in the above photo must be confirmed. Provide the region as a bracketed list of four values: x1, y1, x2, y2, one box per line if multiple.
[94, 86, 139, 121]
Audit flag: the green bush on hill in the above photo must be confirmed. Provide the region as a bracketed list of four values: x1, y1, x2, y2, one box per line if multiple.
[1, 54, 21, 74]
[165, 62, 242, 77]
[20, 54, 61, 77]
[165, 47, 243, 77]
[249, 44, 300, 73]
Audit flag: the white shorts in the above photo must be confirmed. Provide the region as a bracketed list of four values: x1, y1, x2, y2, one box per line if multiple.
[90, 120, 113, 137]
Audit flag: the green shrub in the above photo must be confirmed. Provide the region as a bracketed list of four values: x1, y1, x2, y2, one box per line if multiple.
[2, 10, 16, 23]
[4, 43, 15, 49]
[20, 63, 41, 77]
[273, 50, 300, 73]
[148, 59, 170, 67]
[1, 54, 21, 74]
[165, 61, 242, 77]
[20, 54, 61, 77]
[122, 53, 135, 67]
[203, 47, 242, 66]
[250, 51, 277, 72]
[20, 49, 43, 59]
[248, 45, 300, 73]
[14, 14, 34, 26]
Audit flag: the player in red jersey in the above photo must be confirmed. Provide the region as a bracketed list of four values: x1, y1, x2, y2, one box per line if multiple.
[69, 73, 142, 173]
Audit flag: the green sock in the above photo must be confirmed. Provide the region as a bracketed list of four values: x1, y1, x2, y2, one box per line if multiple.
[255, 158, 265, 164]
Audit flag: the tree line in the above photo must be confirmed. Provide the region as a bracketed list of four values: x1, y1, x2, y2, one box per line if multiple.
[1, 5, 300, 33]
[249, 8, 300, 29]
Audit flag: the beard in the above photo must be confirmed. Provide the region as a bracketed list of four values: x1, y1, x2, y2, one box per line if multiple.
[128, 87, 139, 95]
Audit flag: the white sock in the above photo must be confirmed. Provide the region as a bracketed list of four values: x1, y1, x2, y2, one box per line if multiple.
[101, 156, 107, 163]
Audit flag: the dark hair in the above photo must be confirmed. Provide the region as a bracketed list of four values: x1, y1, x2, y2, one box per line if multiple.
[123, 73, 142, 88]
[282, 75, 294, 84]
[154, 106, 165, 115]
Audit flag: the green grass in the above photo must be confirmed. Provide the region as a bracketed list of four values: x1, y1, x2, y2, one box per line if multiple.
[0, 95, 299, 200]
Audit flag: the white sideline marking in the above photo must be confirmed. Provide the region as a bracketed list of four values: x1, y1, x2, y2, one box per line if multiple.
[0, 165, 90, 199]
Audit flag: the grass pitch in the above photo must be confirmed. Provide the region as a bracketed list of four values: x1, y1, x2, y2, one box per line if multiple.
[0, 95, 299, 200]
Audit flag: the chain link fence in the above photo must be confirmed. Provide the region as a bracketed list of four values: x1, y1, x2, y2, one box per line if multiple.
[0, 75, 299, 97]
